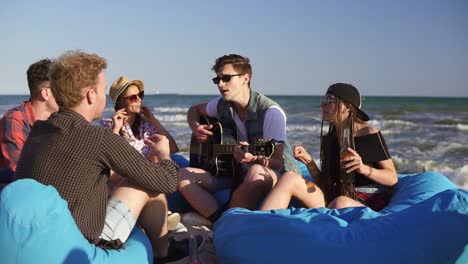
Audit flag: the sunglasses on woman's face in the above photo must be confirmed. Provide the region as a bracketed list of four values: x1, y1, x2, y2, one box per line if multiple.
[320, 97, 337, 106]
[124, 91, 144, 103]
[212, 74, 243, 84]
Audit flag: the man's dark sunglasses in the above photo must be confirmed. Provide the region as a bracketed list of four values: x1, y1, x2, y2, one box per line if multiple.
[212, 74, 243, 84]
[124, 91, 144, 103]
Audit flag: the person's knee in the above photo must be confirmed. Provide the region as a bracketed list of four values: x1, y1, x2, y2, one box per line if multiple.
[244, 165, 276, 183]
[278, 172, 302, 189]
[328, 196, 353, 209]
[238, 177, 272, 196]
[149, 193, 168, 206]
[248, 164, 269, 176]
[177, 168, 194, 189]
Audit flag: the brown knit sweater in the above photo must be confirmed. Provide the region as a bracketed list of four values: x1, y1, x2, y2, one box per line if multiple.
[15, 110, 179, 243]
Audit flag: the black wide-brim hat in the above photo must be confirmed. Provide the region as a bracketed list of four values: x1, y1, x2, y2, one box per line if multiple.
[326, 83, 370, 121]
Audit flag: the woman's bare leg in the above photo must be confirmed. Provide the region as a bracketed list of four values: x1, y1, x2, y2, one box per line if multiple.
[260, 171, 325, 210]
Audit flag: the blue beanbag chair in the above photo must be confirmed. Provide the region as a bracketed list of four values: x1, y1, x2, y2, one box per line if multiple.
[170, 153, 190, 169]
[0, 179, 153, 263]
[214, 172, 468, 263]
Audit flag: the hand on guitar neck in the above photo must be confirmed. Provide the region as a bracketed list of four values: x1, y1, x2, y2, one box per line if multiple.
[234, 140, 276, 166]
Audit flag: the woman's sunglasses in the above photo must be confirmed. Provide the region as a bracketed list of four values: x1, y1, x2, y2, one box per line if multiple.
[320, 97, 337, 106]
[124, 91, 144, 103]
[212, 74, 243, 84]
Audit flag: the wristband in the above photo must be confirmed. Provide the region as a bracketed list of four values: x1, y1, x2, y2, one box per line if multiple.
[252, 156, 261, 165]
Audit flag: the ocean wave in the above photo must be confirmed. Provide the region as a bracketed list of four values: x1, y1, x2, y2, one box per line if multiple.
[153, 106, 188, 114]
[429, 142, 468, 159]
[432, 124, 458, 129]
[367, 119, 418, 135]
[456, 124, 468, 131]
[287, 124, 321, 133]
[435, 119, 462, 125]
[170, 121, 192, 127]
[431, 123, 468, 132]
[392, 156, 467, 189]
[157, 114, 187, 122]
[373, 119, 418, 127]
[101, 106, 188, 117]
[433, 164, 468, 190]
[287, 112, 322, 122]
[392, 141, 468, 162]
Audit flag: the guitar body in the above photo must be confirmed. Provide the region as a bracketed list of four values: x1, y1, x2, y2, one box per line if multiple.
[189, 116, 276, 178]
[189, 117, 238, 177]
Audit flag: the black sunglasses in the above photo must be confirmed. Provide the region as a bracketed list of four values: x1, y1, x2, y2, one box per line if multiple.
[212, 74, 243, 84]
[320, 97, 337, 106]
[124, 91, 144, 103]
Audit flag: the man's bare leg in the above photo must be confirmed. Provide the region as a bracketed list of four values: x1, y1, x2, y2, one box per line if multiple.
[139, 194, 170, 257]
[111, 183, 170, 257]
[229, 164, 278, 210]
[178, 167, 231, 219]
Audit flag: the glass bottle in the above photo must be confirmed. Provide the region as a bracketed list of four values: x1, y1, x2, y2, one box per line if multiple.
[339, 128, 355, 196]
[340, 128, 352, 160]
[188, 234, 202, 264]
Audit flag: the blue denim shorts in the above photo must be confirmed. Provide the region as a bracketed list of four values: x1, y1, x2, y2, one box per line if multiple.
[99, 196, 136, 243]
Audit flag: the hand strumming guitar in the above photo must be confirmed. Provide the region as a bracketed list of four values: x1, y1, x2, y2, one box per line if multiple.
[192, 122, 214, 143]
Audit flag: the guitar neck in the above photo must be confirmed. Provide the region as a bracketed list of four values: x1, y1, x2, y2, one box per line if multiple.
[212, 144, 237, 155]
[212, 143, 274, 157]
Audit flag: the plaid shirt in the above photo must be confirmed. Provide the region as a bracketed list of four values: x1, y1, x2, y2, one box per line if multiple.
[0, 101, 35, 175]
[16, 110, 179, 243]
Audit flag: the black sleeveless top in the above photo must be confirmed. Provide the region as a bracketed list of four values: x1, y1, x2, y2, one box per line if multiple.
[322, 129, 391, 187]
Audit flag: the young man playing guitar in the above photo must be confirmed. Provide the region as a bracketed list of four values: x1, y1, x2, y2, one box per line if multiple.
[178, 54, 300, 223]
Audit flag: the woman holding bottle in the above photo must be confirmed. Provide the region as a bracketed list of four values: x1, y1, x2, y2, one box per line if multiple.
[260, 83, 397, 211]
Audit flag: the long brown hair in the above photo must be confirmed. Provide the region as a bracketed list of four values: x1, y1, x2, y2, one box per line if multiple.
[319, 97, 366, 203]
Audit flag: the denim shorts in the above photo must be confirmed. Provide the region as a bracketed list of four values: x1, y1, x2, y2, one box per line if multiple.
[99, 196, 136, 243]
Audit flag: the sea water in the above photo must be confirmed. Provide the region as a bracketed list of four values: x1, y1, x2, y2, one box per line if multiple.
[2, 94, 467, 189]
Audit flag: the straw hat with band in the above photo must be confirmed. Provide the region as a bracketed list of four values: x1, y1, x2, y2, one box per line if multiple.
[326, 83, 370, 121]
[109, 76, 144, 103]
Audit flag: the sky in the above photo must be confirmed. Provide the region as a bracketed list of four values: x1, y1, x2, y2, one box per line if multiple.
[2, 0, 467, 97]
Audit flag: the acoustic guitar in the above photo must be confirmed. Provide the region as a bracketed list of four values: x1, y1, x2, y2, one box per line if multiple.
[189, 117, 275, 177]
